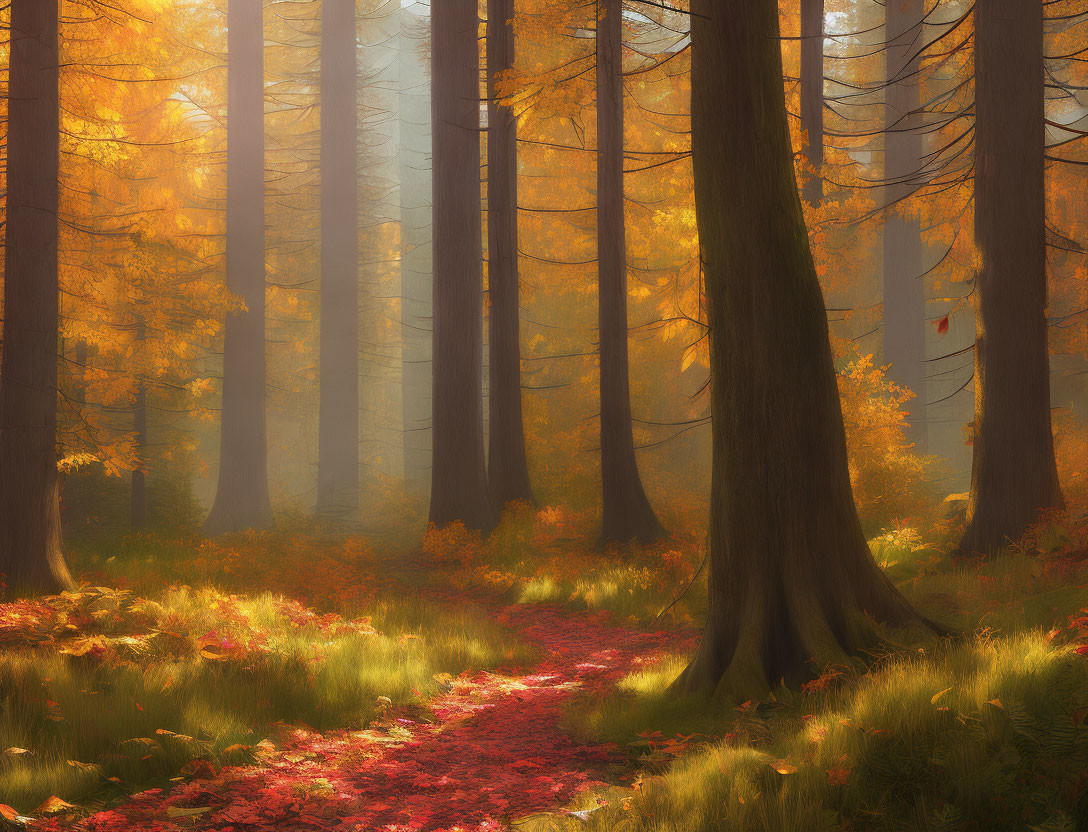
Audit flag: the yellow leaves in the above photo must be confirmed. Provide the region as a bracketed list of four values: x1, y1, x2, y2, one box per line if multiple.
[57, 452, 101, 474]
[680, 340, 708, 373]
[931, 687, 953, 705]
[57, 635, 110, 657]
[768, 759, 798, 775]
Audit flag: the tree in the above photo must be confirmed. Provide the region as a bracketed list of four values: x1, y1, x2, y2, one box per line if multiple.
[487, 0, 534, 509]
[132, 319, 148, 529]
[317, 0, 361, 520]
[800, 0, 824, 205]
[399, 2, 433, 498]
[674, 0, 932, 698]
[428, 0, 495, 531]
[882, 0, 927, 451]
[597, 0, 663, 544]
[961, 0, 1062, 553]
[204, 0, 274, 535]
[0, 0, 75, 593]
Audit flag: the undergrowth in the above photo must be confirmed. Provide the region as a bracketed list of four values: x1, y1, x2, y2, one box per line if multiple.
[0, 533, 533, 815]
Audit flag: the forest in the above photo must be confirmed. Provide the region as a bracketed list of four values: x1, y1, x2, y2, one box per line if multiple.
[2, 0, 1088, 829]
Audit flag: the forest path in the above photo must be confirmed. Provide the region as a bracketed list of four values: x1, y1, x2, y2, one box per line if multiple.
[41, 568, 697, 832]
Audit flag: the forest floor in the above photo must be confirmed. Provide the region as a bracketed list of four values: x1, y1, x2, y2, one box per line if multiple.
[31, 596, 696, 832]
[2, 529, 699, 832]
[5, 505, 1088, 831]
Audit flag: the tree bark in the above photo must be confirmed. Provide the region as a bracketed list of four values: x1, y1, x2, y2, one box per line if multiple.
[428, 0, 495, 531]
[204, 0, 274, 535]
[961, 0, 1061, 553]
[597, 0, 663, 545]
[399, 4, 433, 498]
[800, 0, 824, 205]
[317, 0, 360, 520]
[0, 0, 73, 594]
[487, 0, 534, 510]
[882, 0, 928, 451]
[675, 0, 932, 700]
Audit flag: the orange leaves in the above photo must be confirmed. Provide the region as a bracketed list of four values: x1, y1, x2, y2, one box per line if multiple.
[0, 805, 21, 823]
[826, 767, 851, 786]
[801, 664, 849, 695]
[33, 796, 76, 815]
[195, 631, 238, 661]
[422, 521, 484, 565]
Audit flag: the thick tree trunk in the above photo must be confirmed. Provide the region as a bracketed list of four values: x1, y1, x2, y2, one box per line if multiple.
[131, 381, 148, 529]
[961, 0, 1061, 553]
[317, 0, 360, 520]
[399, 4, 433, 498]
[882, 0, 928, 451]
[204, 0, 274, 535]
[428, 0, 495, 531]
[0, 0, 73, 594]
[800, 0, 824, 205]
[675, 0, 932, 700]
[597, 0, 663, 545]
[487, 0, 534, 510]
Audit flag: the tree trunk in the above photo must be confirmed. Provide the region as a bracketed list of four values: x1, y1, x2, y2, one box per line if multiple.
[131, 381, 148, 529]
[428, 0, 495, 531]
[882, 0, 928, 451]
[487, 0, 534, 510]
[0, 0, 73, 594]
[675, 0, 932, 700]
[597, 0, 663, 545]
[204, 0, 274, 535]
[399, 3, 433, 498]
[800, 0, 824, 205]
[961, 0, 1061, 553]
[317, 0, 360, 520]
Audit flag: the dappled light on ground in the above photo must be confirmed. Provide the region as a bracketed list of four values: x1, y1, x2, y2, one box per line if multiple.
[33, 604, 696, 832]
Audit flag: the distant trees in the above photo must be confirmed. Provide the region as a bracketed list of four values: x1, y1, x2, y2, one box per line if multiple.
[132, 319, 148, 529]
[882, 0, 927, 451]
[428, 0, 495, 531]
[961, 0, 1062, 553]
[317, 0, 361, 520]
[399, 3, 433, 499]
[487, 0, 534, 509]
[675, 0, 930, 697]
[205, 0, 274, 535]
[596, 0, 663, 544]
[0, 0, 75, 592]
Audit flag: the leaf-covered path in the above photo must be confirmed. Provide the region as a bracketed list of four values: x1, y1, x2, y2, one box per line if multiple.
[37, 600, 697, 832]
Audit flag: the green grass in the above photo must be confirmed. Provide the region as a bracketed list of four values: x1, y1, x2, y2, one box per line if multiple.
[540, 549, 1088, 832]
[0, 536, 534, 814]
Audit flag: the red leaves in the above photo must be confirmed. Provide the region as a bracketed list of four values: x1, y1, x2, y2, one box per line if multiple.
[195, 631, 237, 661]
[936, 315, 950, 335]
[47, 605, 696, 832]
[801, 665, 849, 694]
[826, 767, 851, 786]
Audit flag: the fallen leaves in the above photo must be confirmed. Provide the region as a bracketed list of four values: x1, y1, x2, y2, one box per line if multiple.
[769, 759, 798, 775]
[12, 603, 697, 832]
[826, 767, 851, 786]
[931, 686, 953, 705]
[33, 797, 76, 815]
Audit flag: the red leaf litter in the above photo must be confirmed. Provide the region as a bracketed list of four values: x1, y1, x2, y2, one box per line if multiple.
[36, 604, 697, 832]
